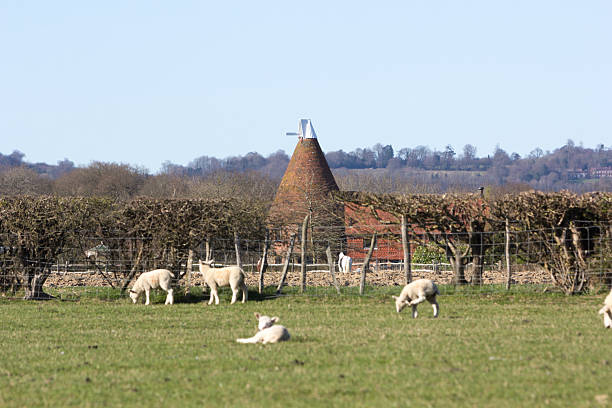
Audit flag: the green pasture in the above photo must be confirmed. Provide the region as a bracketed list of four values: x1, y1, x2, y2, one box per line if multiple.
[1, 286, 611, 407]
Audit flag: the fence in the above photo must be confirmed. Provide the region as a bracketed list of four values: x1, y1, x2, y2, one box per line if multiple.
[1, 222, 610, 299]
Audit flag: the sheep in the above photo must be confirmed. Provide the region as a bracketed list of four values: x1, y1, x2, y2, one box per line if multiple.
[198, 259, 247, 305]
[598, 288, 612, 328]
[129, 269, 175, 305]
[236, 312, 291, 344]
[392, 278, 439, 318]
[338, 252, 353, 273]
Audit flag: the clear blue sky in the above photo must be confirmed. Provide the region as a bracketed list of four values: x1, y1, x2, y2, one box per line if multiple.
[1, 1, 610, 173]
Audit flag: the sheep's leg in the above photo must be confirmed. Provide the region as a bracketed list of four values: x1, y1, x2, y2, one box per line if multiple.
[241, 283, 248, 303]
[237, 336, 257, 344]
[409, 295, 426, 306]
[231, 287, 238, 304]
[145, 289, 150, 305]
[208, 287, 216, 305]
[165, 288, 174, 305]
[411, 304, 418, 318]
[599, 306, 611, 328]
[214, 289, 220, 305]
[237, 332, 261, 343]
[431, 301, 439, 317]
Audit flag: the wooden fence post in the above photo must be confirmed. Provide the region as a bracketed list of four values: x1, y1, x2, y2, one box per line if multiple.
[276, 233, 296, 294]
[234, 231, 242, 269]
[401, 215, 412, 285]
[300, 214, 310, 293]
[205, 237, 211, 262]
[360, 233, 377, 295]
[505, 218, 512, 290]
[326, 245, 341, 294]
[259, 230, 270, 294]
[185, 248, 194, 295]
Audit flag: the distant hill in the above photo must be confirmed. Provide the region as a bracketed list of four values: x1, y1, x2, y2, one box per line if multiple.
[1, 140, 611, 195]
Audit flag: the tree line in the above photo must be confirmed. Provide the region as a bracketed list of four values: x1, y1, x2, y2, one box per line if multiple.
[335, 190, 612, 294]
[1, 192, 609, 298]
[0, 197, 268, 299]
[1, 139, 611, 196]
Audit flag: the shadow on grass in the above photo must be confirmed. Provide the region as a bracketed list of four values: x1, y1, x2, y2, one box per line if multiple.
[4, 283, 567, 305]
[173, 287, 281, 304]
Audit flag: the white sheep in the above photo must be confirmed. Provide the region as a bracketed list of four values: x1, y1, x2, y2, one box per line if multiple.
[392, 278, 439, 318]
[598, 288, 612, 328]
[129, 269, 175, 305]
[198, 260, 248, 305]
[338, 252, 353, 273]
[236, 312, 291, 344]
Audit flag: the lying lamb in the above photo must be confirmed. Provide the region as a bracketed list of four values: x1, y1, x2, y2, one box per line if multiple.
[236, 312, 290, 344]
[129, 269, 174, 305]
[338, 252, 353, 273]
[198, 260, 247, 305]
[392, 278, 439, 318]
[598, 288, 612, 328]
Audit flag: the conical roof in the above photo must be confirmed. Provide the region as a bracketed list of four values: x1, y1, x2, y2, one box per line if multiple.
[268, 125, 339, 227]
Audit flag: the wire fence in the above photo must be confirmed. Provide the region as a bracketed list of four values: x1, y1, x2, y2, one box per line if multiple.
[1, 222, 610, 300]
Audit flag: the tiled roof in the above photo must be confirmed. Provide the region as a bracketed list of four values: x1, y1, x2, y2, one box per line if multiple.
[268, 138, 339, 226]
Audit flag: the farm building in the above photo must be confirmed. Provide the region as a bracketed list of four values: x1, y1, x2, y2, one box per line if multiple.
[268, 119, 404, 262]
[343, 204, 404, 261]
[267, 119, 341, 228]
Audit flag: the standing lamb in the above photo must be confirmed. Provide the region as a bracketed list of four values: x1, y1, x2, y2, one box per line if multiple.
[236, 312, 290, 344]
[338, 252, 353, 273]
[598, 288, 612, 328]
[198, 260, 247, 305]
[129, 269, 175, 305]
[392, 278, 439, 318]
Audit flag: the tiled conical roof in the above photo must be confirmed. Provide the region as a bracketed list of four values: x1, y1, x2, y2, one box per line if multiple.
[268, 136, 339, 226]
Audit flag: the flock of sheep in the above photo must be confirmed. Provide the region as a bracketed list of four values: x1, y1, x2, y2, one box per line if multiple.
[127, 262, 292, 343]
[127, 253, 612, 344]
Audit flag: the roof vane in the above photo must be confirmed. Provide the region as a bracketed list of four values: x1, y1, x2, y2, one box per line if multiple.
[286, 119, 317, 140]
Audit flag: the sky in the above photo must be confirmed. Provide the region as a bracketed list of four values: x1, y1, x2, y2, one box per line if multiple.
[1, 1, 611, 173]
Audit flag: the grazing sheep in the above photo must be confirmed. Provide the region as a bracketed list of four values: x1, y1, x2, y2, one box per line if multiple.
[129, 269, 174, 305]
[338, 252, 353, 273]
[598, 288, 612, 328]
[392, 278, 439, 318]
[236, 312, 290, 344]
[198, 260, 247, 305]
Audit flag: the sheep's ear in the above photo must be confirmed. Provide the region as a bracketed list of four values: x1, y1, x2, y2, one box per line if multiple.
[254, 312, 260, 319]
[391, 295, 398, 300]
[271, 317, 279, 323]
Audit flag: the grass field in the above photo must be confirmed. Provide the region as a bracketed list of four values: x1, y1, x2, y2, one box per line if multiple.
[1, 286, 611, 407]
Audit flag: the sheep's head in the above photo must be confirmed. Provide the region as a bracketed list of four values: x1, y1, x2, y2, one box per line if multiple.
[129, 289, 140, 304]
[198, 259, 215, 272]
[254, 312, 278, 331]
[392, 295, 410, 313]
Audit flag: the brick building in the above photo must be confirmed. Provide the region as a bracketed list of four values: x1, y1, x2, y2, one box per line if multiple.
[268, 119, 405, 262]
[267, 119, 340, 229]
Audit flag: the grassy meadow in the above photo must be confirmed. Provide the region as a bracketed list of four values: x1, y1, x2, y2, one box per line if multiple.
[1, 286, 611, 407]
